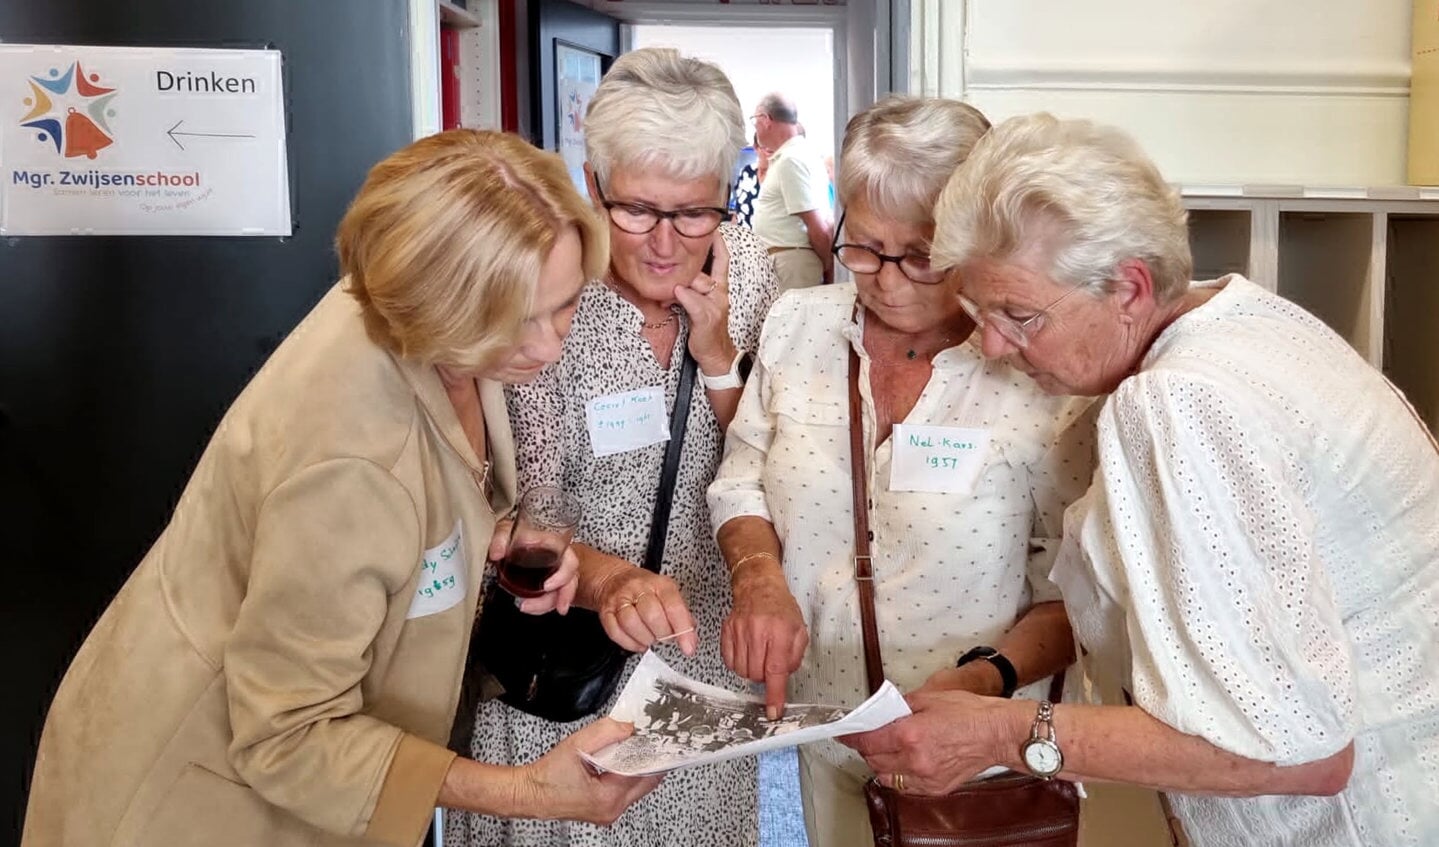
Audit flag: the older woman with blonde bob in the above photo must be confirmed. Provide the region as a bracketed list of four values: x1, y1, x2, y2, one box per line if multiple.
[451, 48, 778, 847]
[844, 113, 1439, 846]
[21, 130, 662, 847]
[708, 96, 1094, 847]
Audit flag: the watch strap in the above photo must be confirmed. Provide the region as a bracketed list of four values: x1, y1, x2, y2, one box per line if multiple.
[699, 350, 748, 391]
[956, 645, 1019, 698]
[984, 652, 1019, 699]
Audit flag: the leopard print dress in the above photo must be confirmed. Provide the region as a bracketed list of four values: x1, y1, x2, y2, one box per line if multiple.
[446, 223, 779, 847]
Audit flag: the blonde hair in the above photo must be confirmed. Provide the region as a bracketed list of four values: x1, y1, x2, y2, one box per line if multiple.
[838, 95, 991, 225]
[584, 47, 745, 187]
[932, 113, 1192, 301]
[339, 129, 606, 370]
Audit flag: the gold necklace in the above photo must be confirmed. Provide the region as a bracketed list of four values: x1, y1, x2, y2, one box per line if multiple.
[642, 312, 678, 331]
[604, 275, 677, 331]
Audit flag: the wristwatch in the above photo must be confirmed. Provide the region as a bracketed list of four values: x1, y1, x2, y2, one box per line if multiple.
[955, 645, 1018, 698]
[1020, 699, 1064, 779]
[700, 350, 754, 391]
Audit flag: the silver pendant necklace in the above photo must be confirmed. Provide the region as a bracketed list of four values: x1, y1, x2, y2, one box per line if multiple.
[905, 336, 950, 361]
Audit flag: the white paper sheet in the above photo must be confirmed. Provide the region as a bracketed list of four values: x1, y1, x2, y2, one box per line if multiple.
[581, 651, 911, 776]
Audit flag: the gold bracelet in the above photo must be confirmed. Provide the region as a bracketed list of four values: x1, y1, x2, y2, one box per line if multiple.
[728, 551, 779, 578]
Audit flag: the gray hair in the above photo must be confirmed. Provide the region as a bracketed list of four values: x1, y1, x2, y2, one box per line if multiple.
[932, 113, 1192, 302]
[837, 95, 991, 225]
[584, 48, 746, 188]
[757, 93, 798, 125]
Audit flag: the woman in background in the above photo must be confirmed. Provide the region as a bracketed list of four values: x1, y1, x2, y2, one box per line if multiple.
[732, 136, 770, 229]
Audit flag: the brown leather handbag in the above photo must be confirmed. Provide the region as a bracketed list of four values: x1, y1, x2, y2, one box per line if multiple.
[846, 346, 1080, 847]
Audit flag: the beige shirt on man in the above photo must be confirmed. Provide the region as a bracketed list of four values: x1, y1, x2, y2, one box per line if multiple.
[22, 284, 515, 847]
[753, 134, 831, 290]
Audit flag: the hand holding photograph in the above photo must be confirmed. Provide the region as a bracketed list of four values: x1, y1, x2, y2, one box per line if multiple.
[581, 651, 911, 776]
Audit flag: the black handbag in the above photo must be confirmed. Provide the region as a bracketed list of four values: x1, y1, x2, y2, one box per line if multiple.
[469, 351, 698, 724]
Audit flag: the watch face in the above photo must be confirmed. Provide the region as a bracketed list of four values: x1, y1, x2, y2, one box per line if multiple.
[1022, 740, 1062, 776]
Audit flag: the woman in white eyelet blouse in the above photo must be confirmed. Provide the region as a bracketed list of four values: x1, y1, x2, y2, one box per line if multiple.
[842, 113, 1439, 847]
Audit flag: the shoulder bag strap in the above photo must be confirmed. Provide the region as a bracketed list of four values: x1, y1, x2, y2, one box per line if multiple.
[848, 346, 886, 696]
[643, 351, 698, 574]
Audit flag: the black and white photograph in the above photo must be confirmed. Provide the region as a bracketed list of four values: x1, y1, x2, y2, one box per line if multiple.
[582, 652, 910, 776]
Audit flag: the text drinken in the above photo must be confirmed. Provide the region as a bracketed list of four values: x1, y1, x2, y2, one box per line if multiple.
[156, 69, 258, 94]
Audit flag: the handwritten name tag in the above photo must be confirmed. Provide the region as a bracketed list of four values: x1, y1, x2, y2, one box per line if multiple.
[889, 424, 992, 494]
[406, 520, 466, 619]
[586, 386, 670, 457]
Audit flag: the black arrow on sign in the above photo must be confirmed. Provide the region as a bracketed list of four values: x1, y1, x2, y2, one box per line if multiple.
[166, 119, 256, 151]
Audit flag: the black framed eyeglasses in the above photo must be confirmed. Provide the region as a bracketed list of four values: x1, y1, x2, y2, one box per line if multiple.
[593, 178, 730, 238]
[830, 211, 947, 285]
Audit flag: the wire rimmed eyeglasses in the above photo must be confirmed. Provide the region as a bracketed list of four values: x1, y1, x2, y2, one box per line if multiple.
[956, 285, 1084, 349]
[593, 178, 730, 238]
[829, 211, 947, 285]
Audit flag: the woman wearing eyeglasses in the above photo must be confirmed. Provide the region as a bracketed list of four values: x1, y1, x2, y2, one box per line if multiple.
[448, 48, 778, 847]
[707, 96, 1094, 847]
[843, 114, 1439, 847]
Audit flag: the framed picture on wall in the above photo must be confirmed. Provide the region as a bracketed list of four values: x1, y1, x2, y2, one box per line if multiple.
[553, 40, 607, 193]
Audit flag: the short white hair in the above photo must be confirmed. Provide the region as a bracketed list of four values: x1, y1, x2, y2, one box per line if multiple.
[932, 113, 1192, 302]
[584, 48, 745, 188]
[838, 95, 991, 224]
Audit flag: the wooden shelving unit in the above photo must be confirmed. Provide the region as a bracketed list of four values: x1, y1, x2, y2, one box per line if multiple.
[1180, 186, 1439, 431]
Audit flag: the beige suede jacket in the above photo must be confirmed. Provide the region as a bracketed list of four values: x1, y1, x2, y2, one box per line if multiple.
[23, 283, 516, 847]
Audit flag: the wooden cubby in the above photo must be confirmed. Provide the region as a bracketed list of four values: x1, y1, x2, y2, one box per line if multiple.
[1188, 208, 1252, 280]
[1384, 215, 1439, 430]
[1277, 211, 1377, 358]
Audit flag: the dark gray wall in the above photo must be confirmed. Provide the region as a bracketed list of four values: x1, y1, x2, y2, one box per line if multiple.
[0, 1, 414, 836]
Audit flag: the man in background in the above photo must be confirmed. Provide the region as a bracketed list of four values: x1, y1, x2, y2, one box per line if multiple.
[751, 93, 834, 289]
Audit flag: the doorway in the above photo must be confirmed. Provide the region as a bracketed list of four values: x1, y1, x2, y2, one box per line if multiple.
[630, 24, 838, 193]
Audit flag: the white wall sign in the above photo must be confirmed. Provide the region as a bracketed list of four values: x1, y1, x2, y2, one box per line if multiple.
[0, 44, 291, 236]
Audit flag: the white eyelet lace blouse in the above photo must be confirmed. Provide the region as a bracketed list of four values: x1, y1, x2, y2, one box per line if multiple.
[1053, 275, 1439, 847]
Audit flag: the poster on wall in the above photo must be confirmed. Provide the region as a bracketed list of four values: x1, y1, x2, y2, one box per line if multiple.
[554, 41, 603, 194]
[0, 44, 290, 236]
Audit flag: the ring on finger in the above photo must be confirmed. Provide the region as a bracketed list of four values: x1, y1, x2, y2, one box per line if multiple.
[705, 281, 718, 295]
[894, 773, 906, 792]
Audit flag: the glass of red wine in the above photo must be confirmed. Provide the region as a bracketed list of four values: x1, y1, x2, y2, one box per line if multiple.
[496, 485, 582, 599]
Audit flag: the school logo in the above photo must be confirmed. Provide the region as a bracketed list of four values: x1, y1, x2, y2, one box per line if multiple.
[18, 61, 118, 160]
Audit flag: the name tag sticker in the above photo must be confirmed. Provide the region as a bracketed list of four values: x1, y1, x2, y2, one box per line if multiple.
[586, 386, 670, 457]
[406, 520, 466, 619]
[889, 424, 992, 494]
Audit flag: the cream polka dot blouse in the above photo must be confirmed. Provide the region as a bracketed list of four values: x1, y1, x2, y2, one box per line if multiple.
[709, 283, 1095, 778]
